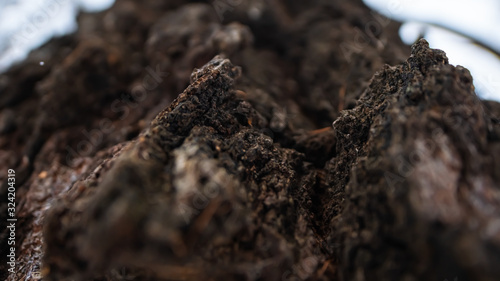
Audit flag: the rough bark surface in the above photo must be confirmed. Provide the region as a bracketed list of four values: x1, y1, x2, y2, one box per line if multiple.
[0, 0, 499, 281]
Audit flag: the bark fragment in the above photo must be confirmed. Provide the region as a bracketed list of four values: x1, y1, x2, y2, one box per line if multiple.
[327, 39, 500, 281]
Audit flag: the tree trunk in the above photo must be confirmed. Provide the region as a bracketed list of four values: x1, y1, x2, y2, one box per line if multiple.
[1, 0, 499, 280]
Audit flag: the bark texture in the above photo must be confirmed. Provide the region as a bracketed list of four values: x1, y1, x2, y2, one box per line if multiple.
[0, 0, 499, 281]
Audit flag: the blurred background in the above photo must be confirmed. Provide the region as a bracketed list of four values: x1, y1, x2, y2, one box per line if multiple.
[1, 0, 499, 102]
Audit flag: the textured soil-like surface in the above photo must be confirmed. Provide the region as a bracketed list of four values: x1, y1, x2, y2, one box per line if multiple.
[1, 0, 500, 281]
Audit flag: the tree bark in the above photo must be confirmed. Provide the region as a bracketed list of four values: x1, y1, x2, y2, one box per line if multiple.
[0, 0, 499, 281]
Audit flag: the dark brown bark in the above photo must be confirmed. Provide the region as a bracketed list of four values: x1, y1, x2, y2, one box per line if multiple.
[0, 1, 499, 281]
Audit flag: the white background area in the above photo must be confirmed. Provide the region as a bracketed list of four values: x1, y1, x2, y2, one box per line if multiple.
[0, 0, 114, 72]
[0, 0, 499, 101]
